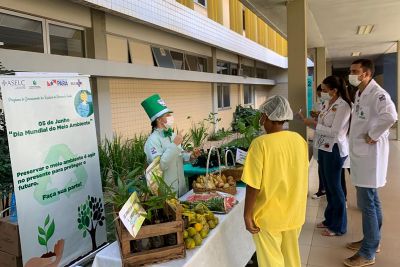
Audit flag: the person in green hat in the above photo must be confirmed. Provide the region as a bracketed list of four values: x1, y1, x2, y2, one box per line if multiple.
[142, 94, 200, 197]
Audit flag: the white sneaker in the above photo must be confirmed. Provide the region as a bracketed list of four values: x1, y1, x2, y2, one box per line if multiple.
[312, 191, 326, 199]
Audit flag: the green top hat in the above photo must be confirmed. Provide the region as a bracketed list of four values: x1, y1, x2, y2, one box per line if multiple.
[141, 94, 172, 122]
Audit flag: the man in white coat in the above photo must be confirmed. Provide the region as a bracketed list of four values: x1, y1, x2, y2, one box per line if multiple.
[344, 59, 398, 267]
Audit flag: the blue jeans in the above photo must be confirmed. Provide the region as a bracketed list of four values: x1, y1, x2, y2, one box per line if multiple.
[318, 144, 347, 235]
[356, 187, 382, 260]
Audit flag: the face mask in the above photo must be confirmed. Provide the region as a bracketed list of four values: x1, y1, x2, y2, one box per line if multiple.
[349, 74, 362, 87]
[320, 92, 332, 101]
[164, 116, 174, 129]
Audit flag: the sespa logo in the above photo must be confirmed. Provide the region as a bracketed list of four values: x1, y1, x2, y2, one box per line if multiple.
[71, 79, 83, 87]
[28, 80, 42, 89]
[47, 80, 68, 87]
[1, 79, 26, 89]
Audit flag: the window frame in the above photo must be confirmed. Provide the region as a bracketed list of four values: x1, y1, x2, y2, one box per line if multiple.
[0, 8, 46, 53]
[194, 0, 207, 8]
[0, 9, 87, 57]
[217, 83, 231, 110]
[46, 19, 86, 57]
[243, 85, 255, 106]
[151, 46, 176, 69]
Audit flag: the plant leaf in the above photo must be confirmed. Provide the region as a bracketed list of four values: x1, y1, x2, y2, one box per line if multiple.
[44, 215, 50, 226]
[38, 235, 46, 246]
[38, 226, 45, 236]
[83, 230, 87, 238]
[46, 219, 55, 241]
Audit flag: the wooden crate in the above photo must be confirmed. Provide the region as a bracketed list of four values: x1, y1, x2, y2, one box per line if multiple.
[0, 250, 22, 267]
[0, 217, 21, 257]
[114, 203, 185, 267]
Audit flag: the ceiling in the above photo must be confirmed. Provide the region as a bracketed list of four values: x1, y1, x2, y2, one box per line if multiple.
[241, 0, 400, 66]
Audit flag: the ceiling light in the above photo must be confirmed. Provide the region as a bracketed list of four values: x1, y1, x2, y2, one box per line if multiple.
[357, 24, 374, 35]
[351, 52, 361, 57]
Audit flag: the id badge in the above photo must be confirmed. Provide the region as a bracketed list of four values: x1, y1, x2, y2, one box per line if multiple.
[357, 106, 369, 120]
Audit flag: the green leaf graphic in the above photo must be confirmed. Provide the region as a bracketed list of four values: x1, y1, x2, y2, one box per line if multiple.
[83, 231, 87, 238]
[46, 220, 55, 241]
[44, 214, 50, 226]
[38, 236, 46, 246]
[38, 227, 45, 236]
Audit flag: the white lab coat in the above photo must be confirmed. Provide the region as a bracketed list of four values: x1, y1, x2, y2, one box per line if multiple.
[315, 97, 351, 157]
[144, 129, 188, 197]
[349, 79, 398, 188]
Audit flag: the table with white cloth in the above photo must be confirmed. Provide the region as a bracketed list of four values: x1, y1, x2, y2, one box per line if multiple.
[92, 187, 255, 267]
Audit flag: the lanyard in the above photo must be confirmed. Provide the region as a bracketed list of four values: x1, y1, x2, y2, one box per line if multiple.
[319, 100, 338, 126]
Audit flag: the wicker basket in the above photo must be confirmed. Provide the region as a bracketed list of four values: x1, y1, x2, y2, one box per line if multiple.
[192, 182, 237, 195]
[221, 167, 243, 182]
[192, 146, 237, 195]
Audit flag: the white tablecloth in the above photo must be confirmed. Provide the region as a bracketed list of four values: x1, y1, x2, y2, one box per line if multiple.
[92, 187, 255, 267]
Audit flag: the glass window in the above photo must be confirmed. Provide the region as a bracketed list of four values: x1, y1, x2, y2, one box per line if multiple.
[242, 10, 246, 31]
[256, 68, 268, 79]
[198, 57, 207, 72]
[242, 65, 254, 77]
[195, 0, 207, 7]
[230, 63, 238, 75]
[186, 54, 199, 71]
[244, 85, 254, 105]
[217, 84, 230, 109]
[49, 24, 84, 57]
[0, 12, 44, 53]
[170, 51, 184, 69]
[217, 61, 229, 75]
[151, 47, 175, 68]
[217, 84, 223, 108]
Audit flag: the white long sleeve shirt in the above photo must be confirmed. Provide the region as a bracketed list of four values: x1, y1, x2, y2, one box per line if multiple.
[314, 97, 351, 157]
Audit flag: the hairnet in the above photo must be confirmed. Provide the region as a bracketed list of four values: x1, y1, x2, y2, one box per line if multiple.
[259, 95, 293, 121]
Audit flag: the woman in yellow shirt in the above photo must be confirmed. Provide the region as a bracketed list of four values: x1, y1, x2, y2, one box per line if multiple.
[242, 95, 309, 267]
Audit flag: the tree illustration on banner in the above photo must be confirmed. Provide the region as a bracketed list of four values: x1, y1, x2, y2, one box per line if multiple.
[77, 195, 105, 250]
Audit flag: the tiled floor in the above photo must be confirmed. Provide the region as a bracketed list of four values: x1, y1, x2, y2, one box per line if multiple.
[301, 139, 400, 267]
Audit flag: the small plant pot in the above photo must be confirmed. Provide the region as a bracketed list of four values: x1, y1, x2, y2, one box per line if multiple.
[150, 235, 165, 249]
[165, 233, 177, 246]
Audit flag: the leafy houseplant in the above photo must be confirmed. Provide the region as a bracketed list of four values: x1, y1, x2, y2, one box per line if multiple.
[236, 111, 261, 149]
[230, 105, 261, 150]
[98, 135, 147, 188]
[189, 121, 208, 148]
[104, 166, 146, 211]
[207, 128, 232, 141]
[231, 105, 259, 132]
